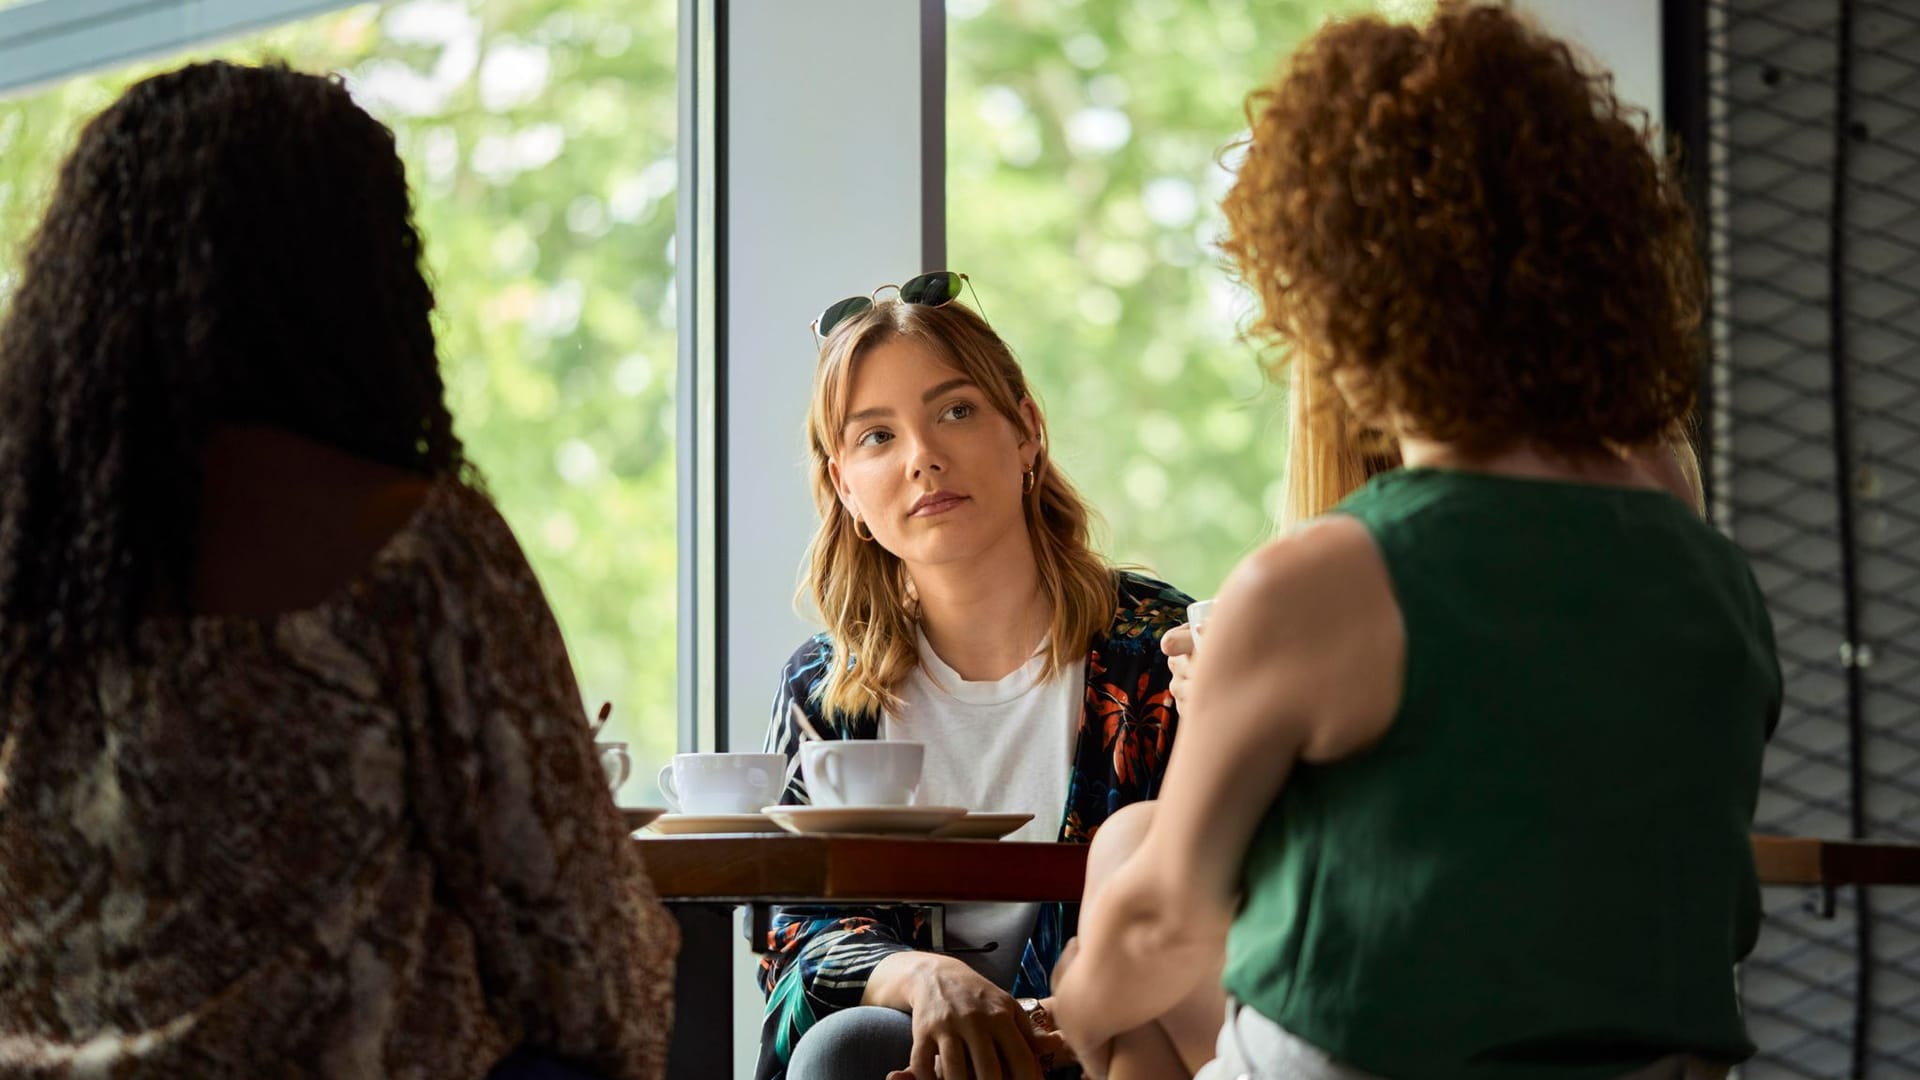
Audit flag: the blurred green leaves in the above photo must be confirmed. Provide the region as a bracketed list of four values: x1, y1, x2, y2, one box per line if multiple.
[949, 0, 1379, 595]
[0, 0, 1422, 798]
[0, 0, 680, 782]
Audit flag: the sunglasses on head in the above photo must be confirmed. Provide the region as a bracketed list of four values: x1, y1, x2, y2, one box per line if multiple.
[810, 270, 980, 342]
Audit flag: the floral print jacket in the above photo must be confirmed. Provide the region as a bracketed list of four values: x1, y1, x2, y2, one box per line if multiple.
[0, 481, 677, 1080]
[753, 570, 1191, 1080]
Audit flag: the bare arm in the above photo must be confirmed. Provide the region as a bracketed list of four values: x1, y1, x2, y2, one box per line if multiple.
[1051, 517, 1405, 1060]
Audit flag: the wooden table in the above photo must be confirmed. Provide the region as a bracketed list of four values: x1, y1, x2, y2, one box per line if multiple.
[645, 833, 1920, 1080]
[640, 834, 1088, 903]
[640, 836, 1086, 1079]
[1751, 834, 1920, 886]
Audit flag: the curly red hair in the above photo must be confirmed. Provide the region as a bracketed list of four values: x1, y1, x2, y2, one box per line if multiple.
[1222, 2, 1703, 458]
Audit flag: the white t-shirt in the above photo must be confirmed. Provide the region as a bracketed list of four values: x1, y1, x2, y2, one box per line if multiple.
[882, 628, 1082, 989]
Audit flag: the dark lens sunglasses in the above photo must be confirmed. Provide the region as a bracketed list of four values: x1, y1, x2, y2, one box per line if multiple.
[810, 270, 979, 342]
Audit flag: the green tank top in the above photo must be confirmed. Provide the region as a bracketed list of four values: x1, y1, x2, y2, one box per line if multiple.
[1222, 468, 1782, 1080]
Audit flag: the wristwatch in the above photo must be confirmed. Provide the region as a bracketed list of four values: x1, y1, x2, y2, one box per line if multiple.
[1017, 997, 1057, 1034]
[1017, 997, 1059, 1073]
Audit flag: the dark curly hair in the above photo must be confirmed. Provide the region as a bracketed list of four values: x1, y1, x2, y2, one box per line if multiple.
[1221, 1, 1703, 458]
[0, 61, 466, 713]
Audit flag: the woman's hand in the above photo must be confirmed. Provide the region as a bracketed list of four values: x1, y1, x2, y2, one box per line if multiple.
[875, 952, 1046, 1080]
[1021, 997, 1076, 1073]
[1162, 625, 1197, 711]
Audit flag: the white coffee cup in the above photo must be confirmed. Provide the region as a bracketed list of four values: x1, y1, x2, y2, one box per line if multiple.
[656, 752, 784, 814]
[800, 740, 924, 808]
[1187, 599, 1215, 649]
[597, 741, 632, 796]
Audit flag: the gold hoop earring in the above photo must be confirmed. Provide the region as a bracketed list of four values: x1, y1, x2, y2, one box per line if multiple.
[1023, 466, 1036, 494]
[852, 516, 874, 542]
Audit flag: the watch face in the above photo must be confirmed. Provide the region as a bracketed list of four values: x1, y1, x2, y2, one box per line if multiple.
[1020, 999, 1056, 1033]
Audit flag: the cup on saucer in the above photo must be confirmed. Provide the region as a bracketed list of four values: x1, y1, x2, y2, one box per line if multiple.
[799, 740, 924, 808]
[656, 752, 785, 815]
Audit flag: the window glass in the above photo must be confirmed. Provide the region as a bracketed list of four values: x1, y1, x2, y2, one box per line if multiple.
[949, 0, 1429, 594]
[0, 0, 681, 804]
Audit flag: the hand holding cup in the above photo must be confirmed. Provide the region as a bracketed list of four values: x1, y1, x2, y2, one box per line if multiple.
[1162, 598, 1213, 711]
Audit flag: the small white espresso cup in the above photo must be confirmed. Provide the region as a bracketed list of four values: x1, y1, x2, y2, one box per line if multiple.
[1186, 599, 1215, 648]
[597, 741, 632, 796]
[656, 752, 785, 814]
[800, 740, 925, 808]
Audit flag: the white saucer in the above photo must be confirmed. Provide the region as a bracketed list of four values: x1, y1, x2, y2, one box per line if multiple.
[762, 804, 969, 837]
[930, 812, 1036, 840]
[620, 806, 667, 834]
[646, 812, 787, 835]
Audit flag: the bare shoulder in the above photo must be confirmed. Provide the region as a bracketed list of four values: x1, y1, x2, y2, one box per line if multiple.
[1222, 516, 1387, 627]
[1240, 515, 1380, 582]
[365, 477, 436, 537]
[195, 428, 446, 616]
[1208, 515, 1403, 762]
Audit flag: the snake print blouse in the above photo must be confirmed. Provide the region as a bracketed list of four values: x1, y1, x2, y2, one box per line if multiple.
[0, 480, 676, 1079]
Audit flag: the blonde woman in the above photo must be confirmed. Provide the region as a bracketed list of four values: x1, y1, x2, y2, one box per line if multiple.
[755, 275, 1192, 1080]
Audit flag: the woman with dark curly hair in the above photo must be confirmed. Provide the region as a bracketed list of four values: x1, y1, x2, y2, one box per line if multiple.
[0, 62, 675, 1079]
[1050, 5, 1779, 1079]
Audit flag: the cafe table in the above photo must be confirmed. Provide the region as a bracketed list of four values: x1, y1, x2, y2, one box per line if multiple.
[639, 833, 1086, 1078]
[641, 832, 1920, 1080]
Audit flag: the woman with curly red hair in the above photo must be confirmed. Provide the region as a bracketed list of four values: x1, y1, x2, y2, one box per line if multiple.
[1050, 5, 1780, 1079]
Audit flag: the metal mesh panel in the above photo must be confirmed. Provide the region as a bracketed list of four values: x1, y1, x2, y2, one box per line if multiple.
[1852, 3, 1920, 1074]
[1710, 1, 1920, 1075]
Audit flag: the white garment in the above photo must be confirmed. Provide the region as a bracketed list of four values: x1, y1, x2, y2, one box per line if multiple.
[1194, 1002, 1383, 1080]
[882, 629, 1081, 989]
[1195, 1000, 1733, 1080]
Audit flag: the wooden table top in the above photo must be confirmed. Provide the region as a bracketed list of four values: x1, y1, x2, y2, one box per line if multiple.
[1750, 835, 1920, 886]
[636, 835, 1088, 903]
[637, 833, 1920, 903]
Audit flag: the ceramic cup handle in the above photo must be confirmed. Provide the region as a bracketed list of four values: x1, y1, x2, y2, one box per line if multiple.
[601, 746, 631, 793]
[656, 764, 681, 811]
[815, 755, 846, 805]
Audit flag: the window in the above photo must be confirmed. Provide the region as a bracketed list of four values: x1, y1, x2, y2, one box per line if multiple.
[0, 0, 680, 804]
[948, 0, 1426, 596]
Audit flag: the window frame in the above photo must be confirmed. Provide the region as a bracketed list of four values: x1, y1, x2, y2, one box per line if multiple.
[0, 0, 950, 774]
[0, 0, 356, 97]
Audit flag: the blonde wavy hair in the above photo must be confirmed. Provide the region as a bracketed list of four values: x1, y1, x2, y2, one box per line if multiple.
[802, 300, 1116, 718]
[1279, 362, 1399, 527]
[1279, 360, 1707, 524]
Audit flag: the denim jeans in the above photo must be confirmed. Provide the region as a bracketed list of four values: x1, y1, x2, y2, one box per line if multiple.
[787, 1006, 917, 1080]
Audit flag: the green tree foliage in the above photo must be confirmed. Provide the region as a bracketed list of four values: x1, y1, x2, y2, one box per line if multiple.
[0, 1, 681, 785]
[949, 0, 1394, 595]
[0, 0, 1429, 796]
